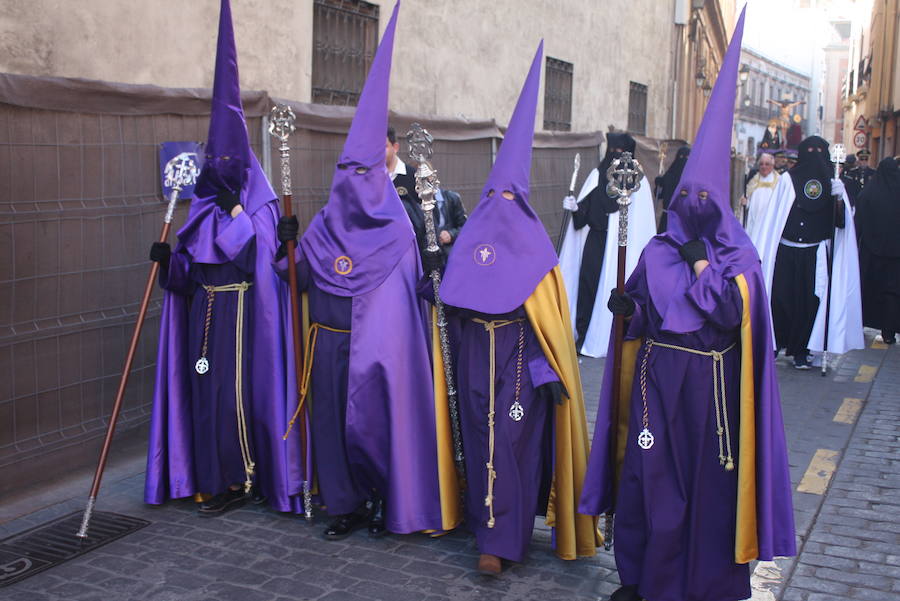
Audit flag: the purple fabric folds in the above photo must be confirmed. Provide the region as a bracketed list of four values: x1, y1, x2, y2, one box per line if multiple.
[296, 0, 444, 532]
[145, 0, 302, 513]
[579, 7, 795, 597]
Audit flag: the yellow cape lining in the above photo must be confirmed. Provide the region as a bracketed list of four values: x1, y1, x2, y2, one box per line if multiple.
[524, 266, 601, 559]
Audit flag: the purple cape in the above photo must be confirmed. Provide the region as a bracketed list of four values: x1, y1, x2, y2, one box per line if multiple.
[298, 1, 445, 532]
[145, 0, 303, 512]
[440, 42, 558, 314]
[580, 5, 796, 563]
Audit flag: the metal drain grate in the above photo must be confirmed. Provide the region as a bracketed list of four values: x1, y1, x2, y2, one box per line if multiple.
[0, 511, 150, 587]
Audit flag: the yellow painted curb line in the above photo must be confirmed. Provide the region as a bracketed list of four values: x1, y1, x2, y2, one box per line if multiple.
[797, 449, 839, 495]
[834, 398, 864, 424]
[854, 365, 877, 383]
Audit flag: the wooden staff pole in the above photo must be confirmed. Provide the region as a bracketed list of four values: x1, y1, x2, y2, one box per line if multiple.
[603, 152, 644, 550]
[76, 170, 187, 538]
[268, 105, 312, 519]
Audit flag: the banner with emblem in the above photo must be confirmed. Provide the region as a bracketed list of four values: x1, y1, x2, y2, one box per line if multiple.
[159, 142, 203, 200]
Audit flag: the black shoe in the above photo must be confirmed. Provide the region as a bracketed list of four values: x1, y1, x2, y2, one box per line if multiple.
[323, 510, 368, 541]
[250, 485, 267, 505]
[609, 584, 642, 601]
[368, 498, 388, 538]
[773, 348, 779, 359]
[793, 353, 811, 370]
[882, 331, 896, 345]
[198, 488, 247, 516]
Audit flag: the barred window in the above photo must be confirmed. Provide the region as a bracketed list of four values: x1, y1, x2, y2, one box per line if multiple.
[543, 57, 573, 131]
[627, 81, 648, 135]
[311, 0, 380, 106]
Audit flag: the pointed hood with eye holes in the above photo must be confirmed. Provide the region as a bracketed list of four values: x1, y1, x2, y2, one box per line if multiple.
[175, 0, 277, 264]
[439, 41, 558, 314]
[300, 1, 413, 297]
[644, 5, 759, 334]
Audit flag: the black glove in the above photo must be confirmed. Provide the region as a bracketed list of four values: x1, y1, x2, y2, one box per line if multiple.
[538, 381, 567, 406]
[214, 188, 240, 214]
[607, 289, 635, 317]
[277, 215, 299, 245]
[422, 249, 443, 275]
[149, 242, 171, 268]
[678, 240, 708, 265]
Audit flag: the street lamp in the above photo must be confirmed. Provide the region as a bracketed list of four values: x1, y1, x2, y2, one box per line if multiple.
[739, 64, 750, 85]
[702, 81, 713, 97]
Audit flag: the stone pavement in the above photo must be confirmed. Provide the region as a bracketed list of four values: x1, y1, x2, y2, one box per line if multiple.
[1, 334, 898, 601]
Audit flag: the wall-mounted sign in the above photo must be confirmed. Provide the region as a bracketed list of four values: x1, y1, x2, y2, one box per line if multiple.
[853, 130, 868, 149]
[853, 115, 868, 131]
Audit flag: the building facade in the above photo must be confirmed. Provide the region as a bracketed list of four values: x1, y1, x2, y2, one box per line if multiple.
[734, 48, 813, 158]
[842, 0, 899, 160]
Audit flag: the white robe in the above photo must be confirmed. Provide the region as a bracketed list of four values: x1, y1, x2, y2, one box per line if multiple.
[754, 172, 864, 356]
[745, 171, 780, 247]
[558, 169, 656, 358]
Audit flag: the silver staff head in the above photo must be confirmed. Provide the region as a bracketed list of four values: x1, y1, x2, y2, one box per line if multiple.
[606, 151, 644, 207]
[830, 143, 846, 165]
[406, 123, 441, 212]
[268, 104, 296, 145]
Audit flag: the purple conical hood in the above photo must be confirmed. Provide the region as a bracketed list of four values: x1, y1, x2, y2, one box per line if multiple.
[339, 1, 398, 169]
[665, 5, 746, 246]
[644, 5, 755, 334]
[201, 0, 253, 195]
[300, 1, 413, 297]
[482, 40, 542, 201]
[440, 41, 558, 315]
[176, 0, 276, 264]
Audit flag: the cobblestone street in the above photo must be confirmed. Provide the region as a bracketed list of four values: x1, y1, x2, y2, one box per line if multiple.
[1, 332, 898, 601]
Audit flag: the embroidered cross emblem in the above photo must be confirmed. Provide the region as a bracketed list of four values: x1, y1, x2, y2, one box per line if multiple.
[474, 244, 496, 266]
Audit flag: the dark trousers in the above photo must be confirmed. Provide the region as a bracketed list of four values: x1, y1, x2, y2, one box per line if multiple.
[772, 243, 820, 357]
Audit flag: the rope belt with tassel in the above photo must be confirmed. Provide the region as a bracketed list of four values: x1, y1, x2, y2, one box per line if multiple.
[198, 281, 255, 492]
[639, 338, 737, 471]
[472, 317, 526, 529]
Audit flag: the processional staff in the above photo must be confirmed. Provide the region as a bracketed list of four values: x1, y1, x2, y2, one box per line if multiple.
[604, 151, 644, 550]
[555, 153, 581, 255]
[76, 153, 195, 538]
[822, 143, 846, 376]
[268, 105, 313, 520]
[406, 123, 466, 484]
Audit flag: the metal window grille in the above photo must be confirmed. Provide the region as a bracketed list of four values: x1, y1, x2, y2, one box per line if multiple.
[311, 0, 380, 107]
[627, 81, 648, 136]
[543, 57, 573, 131]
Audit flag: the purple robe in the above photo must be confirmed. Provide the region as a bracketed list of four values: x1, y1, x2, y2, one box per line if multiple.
[145, 0, 302, 513]
[453, 306, 557, 562]
[611, 258, 750, 601]
[580, 8, 794, 600]
[284, 1, 445, 533]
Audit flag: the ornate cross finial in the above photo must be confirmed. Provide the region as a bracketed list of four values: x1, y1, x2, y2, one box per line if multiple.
[606, 151, 644, 207]
[268, 105, 296, 145]
[830, 143, 846, 165]
[407, 122, 434, 164]
[406, 123, 441, 212]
